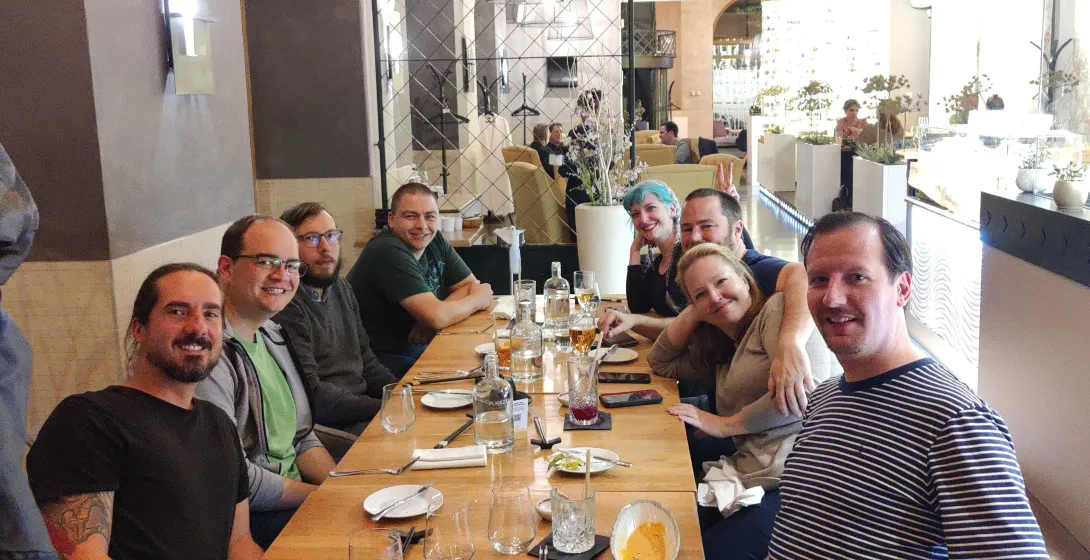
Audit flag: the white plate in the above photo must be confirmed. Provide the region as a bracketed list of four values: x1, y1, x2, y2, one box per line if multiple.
[595, 347, 639, 364]
[474, 342, 495, 355]
[557, 393, 569, 407]
[421, 389, 474, 409]
[536, 498, 552, 521]
[363, 485, 444, 519]
[557, 447, 620, 474]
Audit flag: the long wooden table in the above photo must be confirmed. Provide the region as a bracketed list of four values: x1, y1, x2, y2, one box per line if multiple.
[266, 303, 704, 559]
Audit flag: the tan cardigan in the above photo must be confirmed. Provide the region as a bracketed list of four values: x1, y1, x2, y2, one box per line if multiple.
[648, 293, 842, 488]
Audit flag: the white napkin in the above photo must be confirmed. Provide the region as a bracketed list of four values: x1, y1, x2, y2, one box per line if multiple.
[490, 296, 515, 320]
[410, 445, 487, 470]
[697, 460, 766, 516]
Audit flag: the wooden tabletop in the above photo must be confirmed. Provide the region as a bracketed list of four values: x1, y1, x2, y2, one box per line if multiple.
[265, 304, 704, 558]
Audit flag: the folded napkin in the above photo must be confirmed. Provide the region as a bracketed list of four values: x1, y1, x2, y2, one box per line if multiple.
[410, 445, 487, 470]
[490, 296, 516, 320]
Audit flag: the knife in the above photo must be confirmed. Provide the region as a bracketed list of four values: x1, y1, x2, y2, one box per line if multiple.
[416, 375, 484, 385]
[371, 484, 433, 521]
[434, 417, 475, 449]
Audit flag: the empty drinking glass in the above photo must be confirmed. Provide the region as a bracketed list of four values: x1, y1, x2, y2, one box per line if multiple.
[551, 483, 596, 554]
[349, 528, 403, 560]
[514, 279, 537, 321]
[381, 384, 416, 433]
[567, 355, 599, 426]
[488, 483, 536, 555]
[425, 498, 475, 560]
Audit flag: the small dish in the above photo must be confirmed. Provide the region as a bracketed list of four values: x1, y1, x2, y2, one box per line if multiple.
[610, 500, 681, 560]
[595, 347, 639, 364]
[557, 393, 569, 407]
[363, 485, 444, 520]
[536, 498, 552, 521]
[420, 389, 473, 409]
[554, 447, 619, 474]
[474, 342, 495, 355]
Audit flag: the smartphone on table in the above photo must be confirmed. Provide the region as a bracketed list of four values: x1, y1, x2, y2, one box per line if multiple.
[600, 389, 663, 408]
[597, 371, 651, 384]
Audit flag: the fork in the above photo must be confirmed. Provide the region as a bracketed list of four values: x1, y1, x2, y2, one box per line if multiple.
[328, 456, 420, 477]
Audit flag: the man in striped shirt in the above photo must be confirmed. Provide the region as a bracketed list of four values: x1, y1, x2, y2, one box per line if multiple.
[768, 212, 1048, 559]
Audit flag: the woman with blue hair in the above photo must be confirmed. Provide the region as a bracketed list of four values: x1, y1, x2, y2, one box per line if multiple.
[622, 180, 686, 318]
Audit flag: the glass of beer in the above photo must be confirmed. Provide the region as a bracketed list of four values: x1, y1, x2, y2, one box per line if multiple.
[493, 328, 512, 370]
[569, 313, 597, 356]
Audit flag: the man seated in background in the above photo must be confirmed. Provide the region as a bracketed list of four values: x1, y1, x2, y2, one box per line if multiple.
[659, 120, 692, 164]
[28, 264, 263, 560]
[768, 212, 1047, 559]
[274, 202, 396, 436]
[197, 215, 336, 549]
[347, 183, 493, 377]
[529, 123, 557, 178]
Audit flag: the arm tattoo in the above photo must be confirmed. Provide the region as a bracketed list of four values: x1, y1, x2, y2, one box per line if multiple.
[41, 491, 114, 556]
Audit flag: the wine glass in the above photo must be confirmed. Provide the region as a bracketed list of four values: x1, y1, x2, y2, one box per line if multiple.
[381, 383, 416, 433]
[425, 498, 475, 559]
[488, 483, 536, 554]
[350, 528, 403, 560]
[573, 271, 596, 313]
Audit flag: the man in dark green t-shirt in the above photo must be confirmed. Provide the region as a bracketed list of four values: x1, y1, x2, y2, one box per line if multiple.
[347, 183, 493, 377]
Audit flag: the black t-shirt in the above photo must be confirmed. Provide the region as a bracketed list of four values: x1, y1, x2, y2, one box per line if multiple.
[27, 386, 248, 560]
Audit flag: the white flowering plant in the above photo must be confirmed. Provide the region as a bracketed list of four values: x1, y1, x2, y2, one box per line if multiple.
[566, 88, 648, 206]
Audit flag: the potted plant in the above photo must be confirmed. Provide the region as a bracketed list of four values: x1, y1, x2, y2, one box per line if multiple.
[862, 75, 923, 143]
[566, 87, 648, 294]
[853, 143, 908, 233]
[943, 75, 990, 125]
[758, 123, 796, 193]
[1016, 145, 1052, 193]
[1050, 162, 1088, 210]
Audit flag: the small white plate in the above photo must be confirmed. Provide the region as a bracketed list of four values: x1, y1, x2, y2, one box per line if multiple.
[557, 393, 569, 407]
[421, 389, 474, 409]
[474, 342, 495, 355]
[536, 498, 552, 521]
[595, 347, 639, 364]
[363, 485, 444, 519]
[557, 447, 620, 475]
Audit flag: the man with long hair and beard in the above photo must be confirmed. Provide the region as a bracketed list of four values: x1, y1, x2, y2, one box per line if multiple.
[274, 202, 396, 437]
[27, 264, 263, 559]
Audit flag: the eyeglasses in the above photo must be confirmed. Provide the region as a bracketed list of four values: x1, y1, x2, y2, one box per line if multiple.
[297, 230, 344, 248]
[234, 255, 308, 276]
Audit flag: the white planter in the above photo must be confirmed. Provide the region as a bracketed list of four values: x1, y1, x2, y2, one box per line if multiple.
[575, 204, 632, 295]
[1015, 168, 1050, 193]
[748, 115, 767, 187]
[1052, 180, 1089, 210]
[853, 158, 908, 235]
[795, 142, 842, 221]
[764, 133, 797, 192]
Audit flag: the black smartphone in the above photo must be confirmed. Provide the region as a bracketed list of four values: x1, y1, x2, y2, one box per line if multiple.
[603, 331, 640, 348]
[597, 371, 652, 384]
[600, 389, 663, 408]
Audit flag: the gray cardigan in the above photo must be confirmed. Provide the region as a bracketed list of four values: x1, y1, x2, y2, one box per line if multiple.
[195, 319, 324, 511]
[648, 293, 842, 486]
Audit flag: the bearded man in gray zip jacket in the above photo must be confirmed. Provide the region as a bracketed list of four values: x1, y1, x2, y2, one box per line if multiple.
[195, 215, 337, 549]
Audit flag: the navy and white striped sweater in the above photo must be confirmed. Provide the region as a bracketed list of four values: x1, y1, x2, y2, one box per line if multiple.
[769, 358, 1048, 559]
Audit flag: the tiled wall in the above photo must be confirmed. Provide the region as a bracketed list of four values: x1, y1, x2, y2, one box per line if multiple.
[254, 177, 376, 273]
[11, 223, 232, 436]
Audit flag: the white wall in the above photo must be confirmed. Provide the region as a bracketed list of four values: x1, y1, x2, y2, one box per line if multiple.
[978, 246, 1090, 549]
[889, 0, 931, 126]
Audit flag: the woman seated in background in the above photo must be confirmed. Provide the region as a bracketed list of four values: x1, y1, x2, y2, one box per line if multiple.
[835, 99, 867, 141]
[647, 244, 841, 560]
[529, 123, 565, 179]
[623, 180, 684, 320]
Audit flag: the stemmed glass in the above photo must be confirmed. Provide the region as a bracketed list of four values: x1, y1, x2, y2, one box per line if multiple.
[349, 528, 403, 560]
[573, 271, 598, 313]
[381, 384, 416, 433]
[425, 498, 474, 559]
[488, 483, 537, 554]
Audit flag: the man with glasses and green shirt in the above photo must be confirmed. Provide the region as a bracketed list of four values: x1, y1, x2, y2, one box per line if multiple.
[274, 202, 397, 437]
[196, 215, 336, 549]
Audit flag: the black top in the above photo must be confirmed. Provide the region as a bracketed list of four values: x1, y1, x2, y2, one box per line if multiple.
[274, 278, 398, 434]
[626, 245, 685, 317]
[27, 386, 248, 560]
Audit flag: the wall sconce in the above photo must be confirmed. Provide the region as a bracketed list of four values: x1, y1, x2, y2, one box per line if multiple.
[164, 0, 216, 94]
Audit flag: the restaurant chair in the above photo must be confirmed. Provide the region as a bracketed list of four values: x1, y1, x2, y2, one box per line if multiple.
[640, 164, 717, 201]
[634, 130, 659, 145]
[502, 146, 567, 192]
[699, 153, 745, 186]
[635, 144, 677, 167]
[314, 425, 357, 462]
[506, 162, 569, 244]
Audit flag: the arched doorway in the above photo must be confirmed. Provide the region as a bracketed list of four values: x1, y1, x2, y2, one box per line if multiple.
[712, 0, 760, 131]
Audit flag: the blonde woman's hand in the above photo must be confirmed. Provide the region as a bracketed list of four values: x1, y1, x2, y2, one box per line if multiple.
[667, 404, 742, 438]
